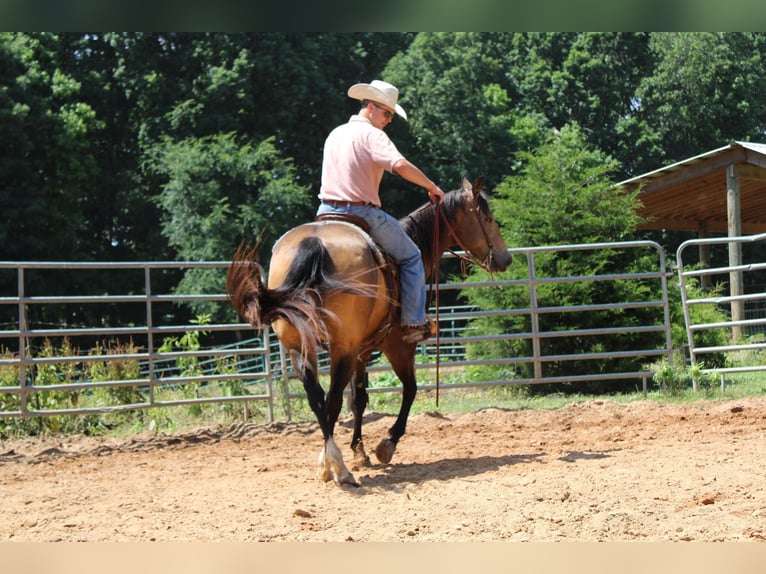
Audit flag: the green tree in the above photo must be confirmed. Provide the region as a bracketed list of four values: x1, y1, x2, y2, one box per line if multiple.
[383, 32, 547, 215]
[506, 32, 654, 179]
[0, 33, 97, 262]
[461, 124, 650, 393]
[1, 33, 419, 330]
[57, 32, 172, 262]
[147, 133, 313, 318]
[497, 126, 642, 248]
[625, 32, 766, 173]
[380, 33, 658, 212]
[137, 33, 414, 197]
[0, 33, 116, 331]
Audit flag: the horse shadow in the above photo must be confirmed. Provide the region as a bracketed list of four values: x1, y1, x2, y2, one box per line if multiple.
[347, 446, 621, 492]
[353, 451, 545, 491]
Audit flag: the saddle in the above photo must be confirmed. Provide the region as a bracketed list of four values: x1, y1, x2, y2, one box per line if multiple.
[315, 212, 370, 234]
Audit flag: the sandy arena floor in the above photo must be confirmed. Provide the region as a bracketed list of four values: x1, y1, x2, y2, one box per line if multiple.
[2, 397, 766, 542]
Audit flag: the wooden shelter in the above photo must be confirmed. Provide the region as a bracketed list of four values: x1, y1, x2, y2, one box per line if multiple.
[618, 141, 766, 235]
[617, 141, 766, 339]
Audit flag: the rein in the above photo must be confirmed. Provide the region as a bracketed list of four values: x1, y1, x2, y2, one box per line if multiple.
[431, 200, 442, 407]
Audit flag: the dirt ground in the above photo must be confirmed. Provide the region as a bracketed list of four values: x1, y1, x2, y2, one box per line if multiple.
[2, 396, 766, 542]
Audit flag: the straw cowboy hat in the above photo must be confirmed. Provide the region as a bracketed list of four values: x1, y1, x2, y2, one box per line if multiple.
[348, 80, 407, 120]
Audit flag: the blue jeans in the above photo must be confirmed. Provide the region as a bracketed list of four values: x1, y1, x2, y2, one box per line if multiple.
[316, 202, 427, 326]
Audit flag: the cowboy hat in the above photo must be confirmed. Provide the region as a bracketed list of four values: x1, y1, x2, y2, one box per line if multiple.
[347, 80, 407, 120]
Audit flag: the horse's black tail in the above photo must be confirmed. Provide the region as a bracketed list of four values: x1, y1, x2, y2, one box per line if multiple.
[227, 240, 330, 345]
[227, 238, 377, 366]
[282, 236, 338, 291]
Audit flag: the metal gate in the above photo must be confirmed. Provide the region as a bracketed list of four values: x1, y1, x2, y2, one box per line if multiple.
[677, 232, 766, 388]
[336, 239, 672, 407]
[0, 261, 275, 420]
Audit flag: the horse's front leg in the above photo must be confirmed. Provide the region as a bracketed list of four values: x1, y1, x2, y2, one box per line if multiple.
[375, 341, 417, 464]
[350, 363, 372, 468]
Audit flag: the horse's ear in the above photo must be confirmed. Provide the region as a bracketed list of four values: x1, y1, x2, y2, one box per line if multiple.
[472, 176, 484, 198]
[461, 176, 472, 192]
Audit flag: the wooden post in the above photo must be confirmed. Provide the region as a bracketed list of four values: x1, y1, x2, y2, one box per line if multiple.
[698, 221, 712, 292]
[727, 164, 743, 342]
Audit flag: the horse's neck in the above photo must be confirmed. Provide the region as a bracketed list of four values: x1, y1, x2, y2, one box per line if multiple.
[408, 207, 448, 276]
[423, 236, 446, 277]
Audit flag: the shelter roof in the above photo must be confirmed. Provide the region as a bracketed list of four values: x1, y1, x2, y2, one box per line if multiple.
[617, 141, 766, 234]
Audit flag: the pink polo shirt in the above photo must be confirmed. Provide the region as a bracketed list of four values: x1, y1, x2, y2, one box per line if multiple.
[319, 115, 405, 207]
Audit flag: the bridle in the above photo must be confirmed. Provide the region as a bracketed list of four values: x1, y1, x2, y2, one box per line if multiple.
[436, 193, 497, 276]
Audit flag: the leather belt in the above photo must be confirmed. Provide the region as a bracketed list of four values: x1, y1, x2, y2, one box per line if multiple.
[321, 199, 375, 208]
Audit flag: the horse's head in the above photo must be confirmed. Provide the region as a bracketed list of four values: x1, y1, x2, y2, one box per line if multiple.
[447, 177, 511, 272]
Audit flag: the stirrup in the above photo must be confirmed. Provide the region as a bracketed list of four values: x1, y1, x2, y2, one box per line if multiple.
[402, 320, 435, 344]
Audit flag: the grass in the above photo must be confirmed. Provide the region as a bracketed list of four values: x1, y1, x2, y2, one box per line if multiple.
[277, 367, 766, 426]
[4, 353, 766, 441]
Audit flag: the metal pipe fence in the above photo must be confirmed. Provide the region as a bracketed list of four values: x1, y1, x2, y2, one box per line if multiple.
[279, 240, 672, 412]
[677, 233, 766, 389]
[0, 261, 274, 420]
[1, 240, 673, 421]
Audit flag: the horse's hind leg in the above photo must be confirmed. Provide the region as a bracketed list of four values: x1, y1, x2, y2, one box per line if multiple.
[291, 350, 358, 487]
[350, 364, 372, 468]
[322, 353, 360, 486]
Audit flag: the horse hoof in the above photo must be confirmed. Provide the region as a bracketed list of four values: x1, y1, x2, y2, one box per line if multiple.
[374, 439, 396, 464]
[355, 453, 372, 468]
[319, 440, 359, 485]
[339, 473, 360, 487]
[352, 443, 372, 468]
[318, 465, 359, 486]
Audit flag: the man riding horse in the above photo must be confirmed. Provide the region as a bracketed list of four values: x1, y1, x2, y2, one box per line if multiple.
[316, 79, 445, 344]
[227, 80, 511, 486]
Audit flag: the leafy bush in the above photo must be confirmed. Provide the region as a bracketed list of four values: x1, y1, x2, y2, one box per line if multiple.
[461, 125, 652, 394]
[650, 353, 718, 396]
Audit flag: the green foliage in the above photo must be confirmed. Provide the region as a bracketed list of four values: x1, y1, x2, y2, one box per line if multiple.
[5, 31, 766, 270]
[158, 314, 209, 415]
[496, 124, 641, 247]
[0, 321, 263, 438]
[385, 33, 529, 188]
[0, 348, 21, 429]
[86, 340, 145, 413]
[0, 339, 124, 437]
[632, 33, 766, 169]
[150, 133, 312, 258]
[155, 314, 258, 422]
[147, 133, 313, 318]
[506, 33, 653, 175]
[650, 353, 718, 397]
[460, 125, 653, 393]
[4, 31, 766, 400]
[0, 33, 97, 262]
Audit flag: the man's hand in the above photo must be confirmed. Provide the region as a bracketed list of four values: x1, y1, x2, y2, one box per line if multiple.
[429, 184, 445, 204]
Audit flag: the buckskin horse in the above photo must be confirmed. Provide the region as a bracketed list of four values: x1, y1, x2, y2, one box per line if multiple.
[226, 177, 510, 486]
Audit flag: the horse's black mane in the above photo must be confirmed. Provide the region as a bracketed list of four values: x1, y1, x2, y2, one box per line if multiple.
[401, 188, 490, 271]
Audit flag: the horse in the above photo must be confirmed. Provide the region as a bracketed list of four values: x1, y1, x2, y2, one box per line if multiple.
[226, 177, 510, 486]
